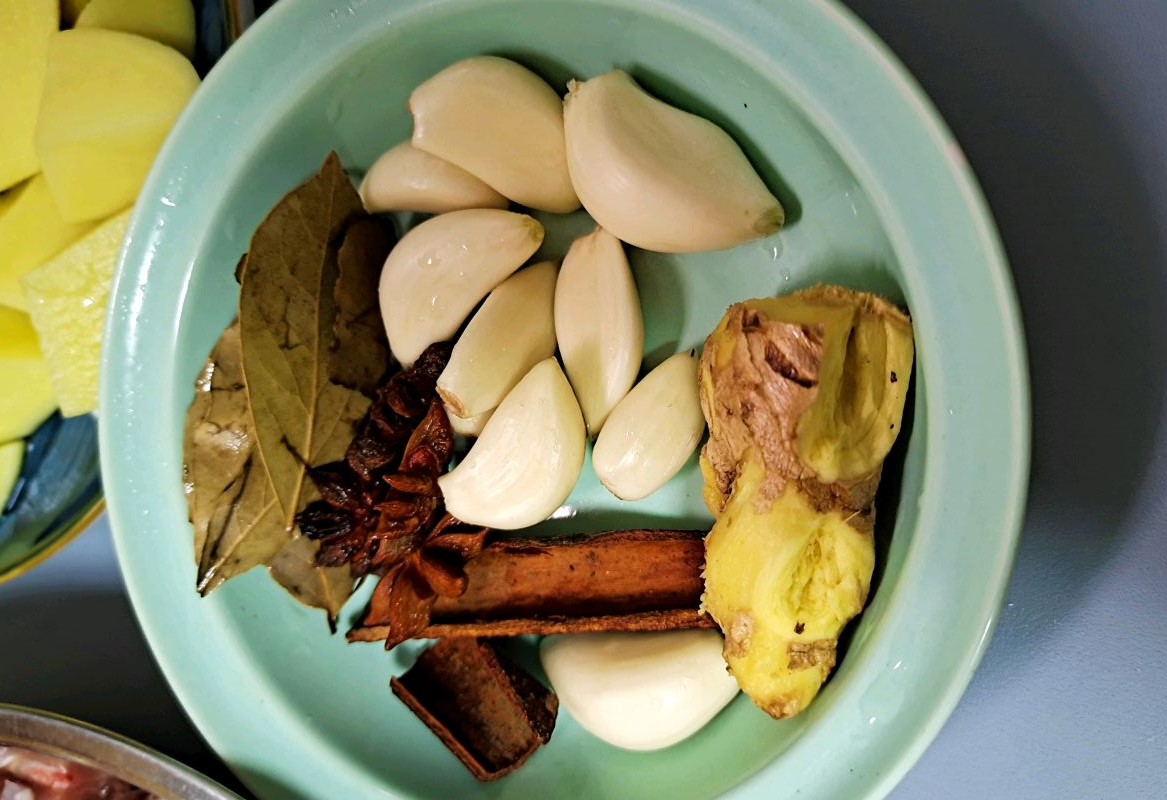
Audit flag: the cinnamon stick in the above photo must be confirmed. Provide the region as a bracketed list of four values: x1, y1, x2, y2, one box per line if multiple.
[350, 529, 713, 642]
[390, 637, 557, 781]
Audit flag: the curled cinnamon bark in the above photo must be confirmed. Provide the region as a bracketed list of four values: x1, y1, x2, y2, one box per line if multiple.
[351, 528, 713, 644]
[390, 637, 557, 781]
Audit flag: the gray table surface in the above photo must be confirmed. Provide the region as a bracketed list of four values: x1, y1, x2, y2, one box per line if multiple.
[3, 0, 1166, 797]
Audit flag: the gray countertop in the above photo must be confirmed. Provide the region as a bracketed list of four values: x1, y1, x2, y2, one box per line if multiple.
[3, 0, 1165, 797]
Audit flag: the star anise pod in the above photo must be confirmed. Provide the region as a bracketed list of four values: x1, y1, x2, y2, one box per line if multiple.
[303, 397, 453, 575]
[296, 342, 455, 576]
[360, 513, 491, 649]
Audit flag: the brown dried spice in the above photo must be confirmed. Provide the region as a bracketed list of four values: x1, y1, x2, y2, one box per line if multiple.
[350, 529, 713, 645]
[361, 513, 490, 648]
[390, 638, 557, 781]
[184, 153, 396, 623]
[296, 342, 455, 577]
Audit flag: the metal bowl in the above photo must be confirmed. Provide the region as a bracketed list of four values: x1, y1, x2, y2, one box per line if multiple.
[0, 705, 241, 800]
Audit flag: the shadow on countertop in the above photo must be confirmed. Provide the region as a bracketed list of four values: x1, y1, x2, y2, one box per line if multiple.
[0, 589, 252, 798]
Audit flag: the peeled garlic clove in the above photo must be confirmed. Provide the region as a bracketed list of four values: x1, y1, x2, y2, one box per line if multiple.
[359, 141, 508, 214]
[410, 56, 579, 213]
[437, 358, 585, 530]
[540, 630, 739, 751]
[447, 406, 493, 437]
[554, 227, 643, 436]
[378, 208, 543, 366]
[564, 71, 783, 253]
[593, 351, 705, 501]
[438, 261, 558, 418]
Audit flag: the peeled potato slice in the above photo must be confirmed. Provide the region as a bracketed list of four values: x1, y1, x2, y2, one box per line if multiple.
[0, 306, 57, 441]
[34, 28, 199, 223]
[0, 0, 57, 191]
[21, 210, 131, 418]
[75, 0, 196, 59]
[0, 174, 97, 310]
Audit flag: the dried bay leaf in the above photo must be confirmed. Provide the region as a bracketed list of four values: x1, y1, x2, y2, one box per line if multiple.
[269, 534, 355, 631]
[331, 216, 395, 395]
[184, 152, 395, 622]
[183, 321, 287, 592]
[238, 151, 371, 531]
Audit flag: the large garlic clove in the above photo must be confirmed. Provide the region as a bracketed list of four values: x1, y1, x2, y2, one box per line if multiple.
[554, 227, 643, 436]
[563, 71, 783, 253]
[447, 406, 493, 437]
[540, 630, 739, 751]
[437, 358, 585, 530]
[410, 56, 579, 213]
[593, 351, 705, 501]
[437, 260, 558, 418]
[359, 141, 508, 214]
[378, 208, 543, 366]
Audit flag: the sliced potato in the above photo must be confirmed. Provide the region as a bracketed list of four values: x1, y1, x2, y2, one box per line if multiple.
[0, 306, 57, 441]
[21, 210, 131, 417]
[34, 28, 199, 222]
[0, 174, 97, 310]
[75, 0, 196, 59]
[0, 0, 57, 191]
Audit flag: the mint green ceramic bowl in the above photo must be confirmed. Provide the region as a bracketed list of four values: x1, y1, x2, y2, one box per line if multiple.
[100, 0, 1029, 798]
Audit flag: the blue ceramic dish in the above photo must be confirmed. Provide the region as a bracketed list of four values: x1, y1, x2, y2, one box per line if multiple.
[0, 414, 101, 583]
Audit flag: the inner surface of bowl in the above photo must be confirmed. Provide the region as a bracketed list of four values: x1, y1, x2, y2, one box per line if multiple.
[103, 0, 1027, 799]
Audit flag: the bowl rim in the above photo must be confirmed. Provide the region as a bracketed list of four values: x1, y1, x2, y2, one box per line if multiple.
[0, 704, 241, 800]
[100, 0, 1031, 798]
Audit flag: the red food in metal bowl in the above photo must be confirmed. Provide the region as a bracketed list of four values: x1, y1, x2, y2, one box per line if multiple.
[1, 745, 155, 800]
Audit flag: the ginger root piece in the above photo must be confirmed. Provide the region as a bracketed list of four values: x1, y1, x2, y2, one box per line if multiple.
[699, 285, 914, 719]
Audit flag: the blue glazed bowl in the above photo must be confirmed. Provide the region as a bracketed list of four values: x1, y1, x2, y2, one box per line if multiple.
[0, 414, 101, 583]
